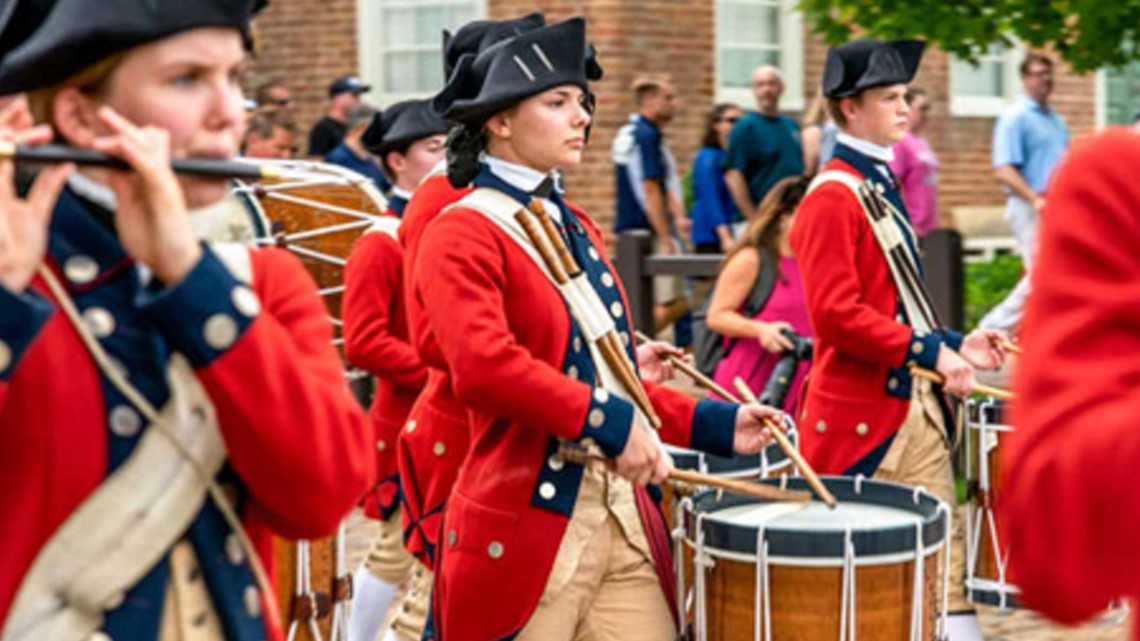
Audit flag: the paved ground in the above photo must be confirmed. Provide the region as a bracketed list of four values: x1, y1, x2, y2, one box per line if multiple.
[979, 606, 1129, 640]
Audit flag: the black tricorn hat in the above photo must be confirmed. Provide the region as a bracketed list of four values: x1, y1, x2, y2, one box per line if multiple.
[0, 0, 259, 95]
[822, 39, 925, 99]
[433, 17, 598, 127]
[362, 98, 451, 157]
[443, 12, 546, 80]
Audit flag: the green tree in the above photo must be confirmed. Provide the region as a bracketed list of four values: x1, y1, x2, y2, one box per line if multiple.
[798, 0, 1140, 72]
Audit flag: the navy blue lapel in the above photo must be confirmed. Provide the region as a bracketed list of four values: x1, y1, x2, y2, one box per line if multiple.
[387, 193, 408, 217]
[832, 143, 923, 277]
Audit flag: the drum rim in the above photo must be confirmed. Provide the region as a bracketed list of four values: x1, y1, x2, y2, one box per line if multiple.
[665, 430, 795, 474]
[966, 396, 1010, 427]
[683, 476, 948, 559]
[965, 577, 1023, 609]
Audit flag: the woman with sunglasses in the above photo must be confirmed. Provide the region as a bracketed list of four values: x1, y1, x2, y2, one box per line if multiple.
[689, 103, 743, 254]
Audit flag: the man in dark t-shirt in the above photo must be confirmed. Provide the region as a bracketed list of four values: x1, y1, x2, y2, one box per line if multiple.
[308, 75, 371, 158]
[724, 65, 804, 220]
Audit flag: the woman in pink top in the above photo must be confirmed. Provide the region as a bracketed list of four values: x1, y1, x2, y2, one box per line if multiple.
[707, 176, 812, 415]
[890, 87, 940, 237]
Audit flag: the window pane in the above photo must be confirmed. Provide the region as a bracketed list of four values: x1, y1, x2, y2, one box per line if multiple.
[384, 7, 416, 47]
[719, 1, 779, 47]
[385, 51, 420, 94]
[1106, 62, 1140, 125]
[377, 1, 481, 95]
[719, 47, 779, 88]
[952, 60, 1004, 98]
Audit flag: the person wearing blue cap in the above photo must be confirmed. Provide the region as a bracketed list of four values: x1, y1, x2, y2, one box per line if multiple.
[342, 98, 449, 641]
[308, 75, 372, 158]
[0, 2, 372, 641]
[790, 38, 1011, 640]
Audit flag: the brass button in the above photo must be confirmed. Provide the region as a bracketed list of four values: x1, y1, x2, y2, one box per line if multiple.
[588, 408, 606, 428]
[82, 307, 116, 338]
[447, 530, 457, 547]
[406, 420, 416, 433]
[567, 365, 579, 380]
[855, 422, 869, 436]
[888, 377, 899, 391]
[610, 302, 624, 318]
[433, 442, 446, 457]
[487, 542, 505, 559]
[815, 420, 826, 434]
[912, 342, 924, 355]
[226, 533, 245, 565]
[377, 439, 387, 452]
[601, 273, 615, 288]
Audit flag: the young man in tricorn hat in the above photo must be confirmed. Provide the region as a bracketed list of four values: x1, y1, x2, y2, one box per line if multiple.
[790, 39, 1012, 640]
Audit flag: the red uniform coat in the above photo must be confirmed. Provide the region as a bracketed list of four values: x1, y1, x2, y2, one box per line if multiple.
[1003, 128, 1140, 638]
[397, 173, 475, 567]
[343, 209, 427, 520]
[790, 148, 960, 475]
[416, 186, 737, 641]
[0, 190, 371, 641]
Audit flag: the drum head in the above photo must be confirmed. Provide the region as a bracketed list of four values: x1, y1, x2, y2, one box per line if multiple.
[685, 476, 948, 560]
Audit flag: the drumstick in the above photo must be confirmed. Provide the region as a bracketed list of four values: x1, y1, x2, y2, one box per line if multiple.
[988, 334, 1023, 355]
[733, 377, 838, 509]
[524, 201, 662, 429]
[909, 366, 1015, 401]
[0, 142, 286, 180]
[633, 331, 742, 402]
[557, 444, 812, 503]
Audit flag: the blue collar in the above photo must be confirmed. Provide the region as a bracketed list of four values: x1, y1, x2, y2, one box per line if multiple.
[832, 143, 922, 275]
[47, 187, 132, 290]
[387, 193, 408, 217]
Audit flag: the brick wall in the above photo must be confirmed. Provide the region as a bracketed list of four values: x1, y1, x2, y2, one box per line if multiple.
[248, 1, 1097, 235]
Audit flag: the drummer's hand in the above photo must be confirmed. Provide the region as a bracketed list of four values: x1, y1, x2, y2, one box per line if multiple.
[0, 98, 73, 293]
[613, 425, 670, 486]
[959, 329, 1008, 370]
[636, 339, 685, 384]
[91, 106, 200, 285]
[934, 345, 975, 397]
[732, 403, 780, 455]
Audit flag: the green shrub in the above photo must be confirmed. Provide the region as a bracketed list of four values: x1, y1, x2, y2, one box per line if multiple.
[964, 254, 1023, 331]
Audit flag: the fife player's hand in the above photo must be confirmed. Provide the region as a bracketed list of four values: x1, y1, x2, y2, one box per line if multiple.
[0, 97, 73, 294]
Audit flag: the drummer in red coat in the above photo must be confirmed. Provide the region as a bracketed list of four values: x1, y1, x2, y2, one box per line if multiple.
[1001, 128, 1140, 637]
[0, 2, 372, 641]
[342, 98, 449, 641]
[417, 17, 781, 641]
[790, 39, 1008, 639]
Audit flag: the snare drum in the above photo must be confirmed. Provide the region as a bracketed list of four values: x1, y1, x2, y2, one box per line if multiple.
[964, 397, 1019, 609]
[681, 476, 950, 641]
[232, 159, 387, 353]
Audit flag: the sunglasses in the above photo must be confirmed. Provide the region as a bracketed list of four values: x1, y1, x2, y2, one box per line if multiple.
[719, 116, 739, 124]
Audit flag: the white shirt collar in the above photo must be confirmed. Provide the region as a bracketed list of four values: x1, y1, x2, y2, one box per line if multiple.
[483, 155, 551, 193]
[483, 155, 563, 223]
[68, 172, 117, 211]
[837, 132, 895, 164]
[391, 186, 414, 200]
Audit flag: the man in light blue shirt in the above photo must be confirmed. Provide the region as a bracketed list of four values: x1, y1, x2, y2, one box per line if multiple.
[980, 53, 1069, 332]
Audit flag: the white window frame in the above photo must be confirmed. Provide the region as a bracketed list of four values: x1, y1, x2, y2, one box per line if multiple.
[949, 42, 1024, 118]
[1095, 69, 1107, 128]
[356, 0, 487, 108]
[714, 0, 804, 112]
